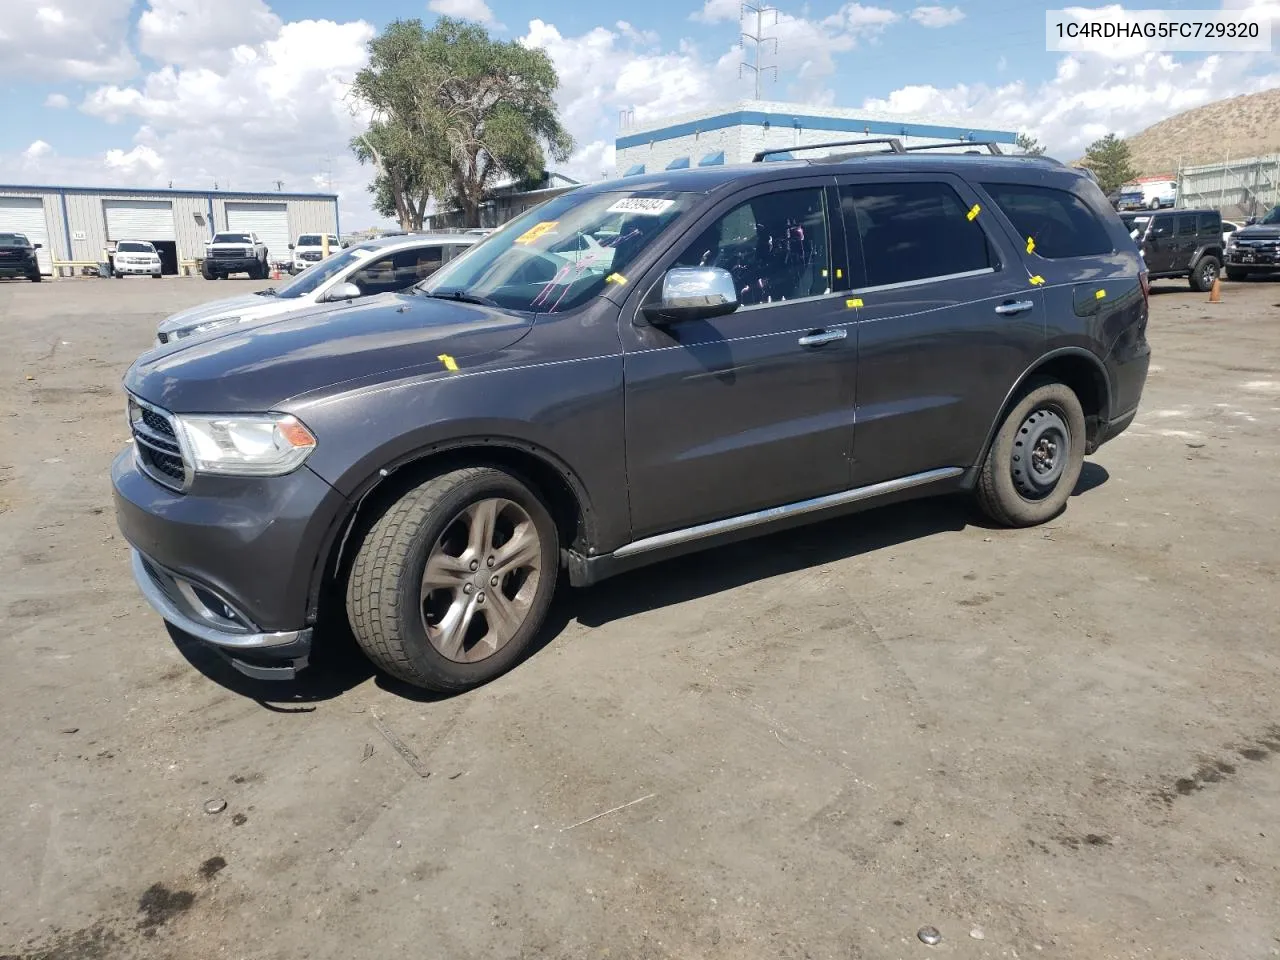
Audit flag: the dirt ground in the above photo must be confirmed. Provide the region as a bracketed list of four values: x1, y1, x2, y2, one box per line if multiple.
[1, 273, 1278, 960]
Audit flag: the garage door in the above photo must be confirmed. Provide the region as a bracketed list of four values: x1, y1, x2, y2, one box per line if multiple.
[225, 202, 290, 264]
[104, 200, 176, 241]
[0, 197, 53, 275]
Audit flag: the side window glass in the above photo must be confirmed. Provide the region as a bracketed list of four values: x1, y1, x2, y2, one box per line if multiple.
[843, 181, 993, 287]
[673, 187, 831, 307]
[351, 247, 444, 295]
[1197, 212, 1220, 233]
[980, 182, 1113, 259]
[1151, 216, 1173, 237]
[1177, 215, 1198, 237]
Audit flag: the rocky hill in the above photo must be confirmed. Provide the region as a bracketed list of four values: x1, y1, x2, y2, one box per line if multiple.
[1125, 88, 1280, 175]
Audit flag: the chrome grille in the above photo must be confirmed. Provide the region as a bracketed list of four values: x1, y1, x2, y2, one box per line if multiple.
[212, 247, 249, 259]
[128, 397, 189, 491]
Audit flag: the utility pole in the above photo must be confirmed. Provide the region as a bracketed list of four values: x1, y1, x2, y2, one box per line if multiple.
[739, 2, 779, 100]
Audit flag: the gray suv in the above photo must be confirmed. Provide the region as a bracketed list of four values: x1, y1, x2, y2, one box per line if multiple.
[112, 142, 1150, 693]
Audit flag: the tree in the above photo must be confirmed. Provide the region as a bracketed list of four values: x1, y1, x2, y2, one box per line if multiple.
[350, 18, 573, 228]
[1082, 133, 1139, 194]
[1014, 132, 1046, 156]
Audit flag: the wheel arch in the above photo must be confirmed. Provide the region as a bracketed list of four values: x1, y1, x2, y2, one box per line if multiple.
[973, 348, 1112, 475]
[305, 436, 596, 621]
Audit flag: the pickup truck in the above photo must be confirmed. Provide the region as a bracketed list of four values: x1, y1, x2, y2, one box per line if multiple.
[203, 231, 270, 280]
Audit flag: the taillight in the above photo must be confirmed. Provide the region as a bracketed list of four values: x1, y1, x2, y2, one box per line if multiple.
[1139, 271, 1150, 306]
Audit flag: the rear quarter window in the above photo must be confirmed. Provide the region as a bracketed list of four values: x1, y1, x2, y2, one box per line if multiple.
[981, 182, 1114, 259]
[1197, 212, 1221, 233]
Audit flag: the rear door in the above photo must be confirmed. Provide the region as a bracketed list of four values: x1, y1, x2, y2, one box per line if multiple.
[620, 178, 857, 538]
[1175, 213, 1200, 270]
[836, 173, 1042, 485]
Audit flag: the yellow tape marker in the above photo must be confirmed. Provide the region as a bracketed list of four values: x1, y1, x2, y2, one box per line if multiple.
[821, 268, 828, 278]
[438, 353, 459, 372]
[605, 272, 627, 285]
[514, 220, 558, 245]
[846, 298, 863, 309]
[836, 268, 843, 279]
[966, 204, 981, 221]
[1029, 275, 1045, 286]
[1026, 236, 1036, 254]
[1095, 288, 1106, 300]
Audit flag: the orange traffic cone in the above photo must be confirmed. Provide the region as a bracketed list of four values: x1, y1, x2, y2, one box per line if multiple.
[1208, 277, 1222, 303]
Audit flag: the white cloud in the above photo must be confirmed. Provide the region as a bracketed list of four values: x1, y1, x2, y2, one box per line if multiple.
[427, 0, 497, 26]
[835, 3, 901, 30]
[105, 145, 164, 172]
[0, 0, 136, 82]
[44, 93, 71, 109]
[690, 0, 742, 24]
[25, 140, 53, 160]
[910, 6, 965, 27]
[138, 0, 283, 67]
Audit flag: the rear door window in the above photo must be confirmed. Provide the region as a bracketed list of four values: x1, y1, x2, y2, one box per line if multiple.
[673, 187, 832, 306]
[980, 182, 1113, 259]
[1177, 215, 1198, 237]
[840, 181, 993, 288]
[350, 246, 445, 295]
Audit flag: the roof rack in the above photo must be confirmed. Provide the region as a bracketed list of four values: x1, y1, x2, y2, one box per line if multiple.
[752, 137, 905, 162]
[902, 140, 1005, 155]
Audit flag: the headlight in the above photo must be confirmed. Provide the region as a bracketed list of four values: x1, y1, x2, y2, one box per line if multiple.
[1227, 236, 1237, 248]
[173, 413, 316, 476]
[174, 316, 242, 340]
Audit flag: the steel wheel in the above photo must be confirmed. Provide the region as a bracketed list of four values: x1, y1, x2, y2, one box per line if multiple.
[419, 498, 542, 663]
[1010, 407, 1070, 501]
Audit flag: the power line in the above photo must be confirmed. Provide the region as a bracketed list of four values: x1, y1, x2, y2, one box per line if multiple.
[739, 2, 779, 100]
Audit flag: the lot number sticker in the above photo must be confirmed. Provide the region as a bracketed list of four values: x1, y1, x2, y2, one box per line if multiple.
[515, 221, 559, 245]
[606, 197, 676, 216]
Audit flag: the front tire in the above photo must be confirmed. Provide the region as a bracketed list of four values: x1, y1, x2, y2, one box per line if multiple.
[976, 381, 1086, 528]
[346, 467, 560, 693]
[201, 262, 215, 280]
[29, 272, 41, 283]
[1188, 255, 1220, 292]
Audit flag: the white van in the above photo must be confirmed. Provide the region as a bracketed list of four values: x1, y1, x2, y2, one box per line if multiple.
[1118, 180, 1177, 211]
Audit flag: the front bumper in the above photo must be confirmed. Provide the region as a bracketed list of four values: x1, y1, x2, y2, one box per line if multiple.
[112, 446, 352, 673]
[117, 262, 161, 275]
[1225, 251, 1279, 270]
[0, 261, 38, 277]
[207, 257, 259, 272]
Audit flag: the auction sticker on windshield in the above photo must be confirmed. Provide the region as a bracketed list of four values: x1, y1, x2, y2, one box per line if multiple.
[515, 221, 559, 245]
[606, 197, 676, 216]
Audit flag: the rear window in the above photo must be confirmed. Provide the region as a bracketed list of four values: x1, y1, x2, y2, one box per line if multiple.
[981, 183, 1114, 259]
[1197, 212, 1220, 233]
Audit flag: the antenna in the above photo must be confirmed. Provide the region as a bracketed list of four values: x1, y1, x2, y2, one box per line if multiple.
[322, 155, 334, 192]
[739, 2, 779, 100]
[274, 179, 284, 192]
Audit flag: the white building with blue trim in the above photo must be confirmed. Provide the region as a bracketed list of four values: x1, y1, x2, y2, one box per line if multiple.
[615, 99, 1018, 176]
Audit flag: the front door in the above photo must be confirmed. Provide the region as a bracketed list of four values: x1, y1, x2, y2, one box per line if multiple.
[1142, 214, 1178, 273]
[621, 181, 856, 539]
[836, 174, 1044, 486]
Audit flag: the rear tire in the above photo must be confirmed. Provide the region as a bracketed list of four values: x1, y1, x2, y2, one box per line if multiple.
[976, 381, 1086, 528]
[346, 467, 560, 693]
[1188, 255, 1219, 292]
[1225, 267, 1249, 282]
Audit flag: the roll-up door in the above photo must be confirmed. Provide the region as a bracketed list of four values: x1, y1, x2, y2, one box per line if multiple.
[0, 197, 53, 274]
[104, 200, 176, 241]
[224, 202, 289, 263]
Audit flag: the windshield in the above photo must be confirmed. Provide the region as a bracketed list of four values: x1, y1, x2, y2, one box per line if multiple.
[117, 241, 155, 253]
[267, 243, 380, 298]
[420, 190, 694, 313]
[0, 233, 31, 248]
[1260, 206, 1280, 225]
[213, 233, 252, 243]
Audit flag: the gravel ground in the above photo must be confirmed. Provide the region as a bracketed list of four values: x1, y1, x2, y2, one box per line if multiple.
[1, 274, 1278, 960]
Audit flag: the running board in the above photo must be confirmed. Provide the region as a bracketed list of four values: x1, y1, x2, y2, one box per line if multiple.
[613, 467, 964, 559]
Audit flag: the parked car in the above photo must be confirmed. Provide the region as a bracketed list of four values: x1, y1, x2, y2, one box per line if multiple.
[1223, 205, 1280, 280]
[1221, 219, 1241, 248]
[1121, 208, 1223, 291]
[114, 147, 1149, 692]
[203, 232, 270, 280]
[288, 233, 343, 275]
[157, 234, 478, 345]
[1117, 179, 1177, 211]
[111, 240, 163, 279]
[0, 232, 42, 282]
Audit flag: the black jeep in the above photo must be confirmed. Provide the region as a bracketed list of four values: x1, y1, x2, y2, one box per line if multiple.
[1121, 209, 1223, 292]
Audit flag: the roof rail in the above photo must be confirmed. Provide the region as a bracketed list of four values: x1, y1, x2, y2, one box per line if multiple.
[902, 140, 1005, 155]
[752, 137, 905, 162]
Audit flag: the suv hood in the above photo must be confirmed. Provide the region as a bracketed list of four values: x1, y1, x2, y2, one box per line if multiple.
[126, 293, 531, 413]
[1233, 224, 1280, 240]
[157, 292, 290, 334]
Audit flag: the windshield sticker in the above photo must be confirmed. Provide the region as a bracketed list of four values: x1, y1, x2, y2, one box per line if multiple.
[606, 197, 675, 216]
[515, 221, 559, 245]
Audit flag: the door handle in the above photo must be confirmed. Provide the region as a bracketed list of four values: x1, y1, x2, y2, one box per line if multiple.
[995, 300, 1035, 316]
[797, 328, 848, 347]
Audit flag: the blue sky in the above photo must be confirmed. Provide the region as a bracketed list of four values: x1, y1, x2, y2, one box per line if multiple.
[0, 0, 1275, 228]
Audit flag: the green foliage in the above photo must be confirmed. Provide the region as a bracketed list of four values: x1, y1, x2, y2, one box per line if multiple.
[1082, 133, 1139, 195]
[350, 18, 574, 228]
[1014, 132, 1046, 156]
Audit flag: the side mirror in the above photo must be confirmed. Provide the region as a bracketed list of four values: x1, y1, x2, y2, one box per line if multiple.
[641, 266, 739, 324]
[1246, 217, 1258, 226]
[342, 241, 350, 249]
[288, 243, 294, 250]
[33, 243, 42, 249]
[322, 281, 362, 302]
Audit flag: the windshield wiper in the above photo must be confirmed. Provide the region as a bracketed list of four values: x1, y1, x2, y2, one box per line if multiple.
[423, 289, 499, 308]
[254, 287, 278, 297]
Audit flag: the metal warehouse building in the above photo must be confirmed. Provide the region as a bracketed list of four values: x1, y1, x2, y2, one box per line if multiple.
[615, 98, 1018, 176]
[0, 185, 340, 276]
